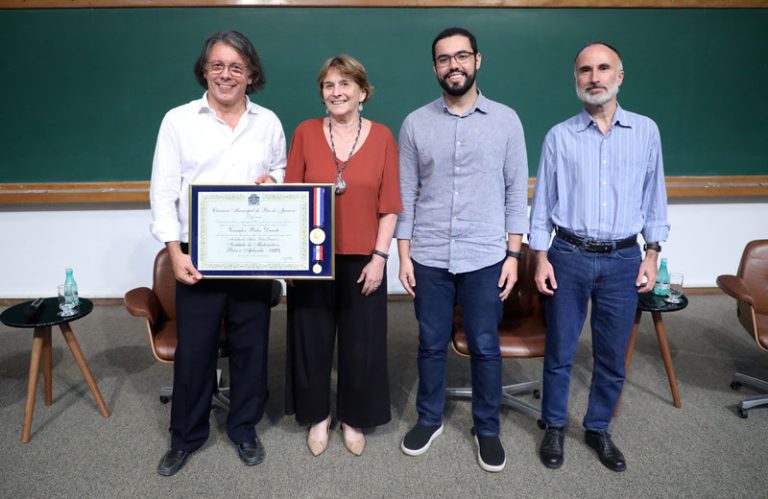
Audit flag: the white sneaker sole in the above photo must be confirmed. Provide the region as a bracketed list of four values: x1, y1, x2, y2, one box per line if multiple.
[475, 435, 506, 472]
[401, 424, 444, 456]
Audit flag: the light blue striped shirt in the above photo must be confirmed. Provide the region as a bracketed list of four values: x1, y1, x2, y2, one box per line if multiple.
[395, 94, 529, 274]
[529, 105, 670, 251]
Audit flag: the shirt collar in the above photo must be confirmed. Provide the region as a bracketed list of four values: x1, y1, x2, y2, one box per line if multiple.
[576, 103, 632, 132]
[438, 90, 489, 117]
[197, 92, 258, 115]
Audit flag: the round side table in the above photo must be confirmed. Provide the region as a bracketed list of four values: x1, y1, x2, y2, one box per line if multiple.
[615, 293, 688, 415]
[1, 298, 110, 443]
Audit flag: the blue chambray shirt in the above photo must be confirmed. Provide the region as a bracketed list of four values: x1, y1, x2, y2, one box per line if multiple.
[395, 94, 530, 274]
[529, 105, 670, 251]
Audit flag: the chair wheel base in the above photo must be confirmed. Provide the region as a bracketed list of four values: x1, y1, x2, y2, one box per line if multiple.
[738, 407, 748, 419]
[533, 389, 541, 399]
[160, 396, 171, 404]
[730, 381, 742, 391]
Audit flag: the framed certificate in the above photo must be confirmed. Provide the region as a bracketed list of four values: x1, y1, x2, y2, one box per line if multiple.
[189, 184, 334, 279]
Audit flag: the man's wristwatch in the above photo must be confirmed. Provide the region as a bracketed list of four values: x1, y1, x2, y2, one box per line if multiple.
[643, 242, 662, 253]
[506, 249, 524, 260]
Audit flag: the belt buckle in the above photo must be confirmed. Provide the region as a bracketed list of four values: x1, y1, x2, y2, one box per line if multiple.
[584, 239, 611, 253]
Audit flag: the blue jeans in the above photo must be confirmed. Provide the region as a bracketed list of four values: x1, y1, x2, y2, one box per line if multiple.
[413, 259, 504, 436]
[541, 237, 641, 431]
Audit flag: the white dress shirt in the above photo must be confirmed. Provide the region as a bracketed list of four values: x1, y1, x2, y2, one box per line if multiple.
[150, 93, 287, 243]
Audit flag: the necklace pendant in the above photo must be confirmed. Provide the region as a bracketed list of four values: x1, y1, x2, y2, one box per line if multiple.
[334, 176, 346, 195]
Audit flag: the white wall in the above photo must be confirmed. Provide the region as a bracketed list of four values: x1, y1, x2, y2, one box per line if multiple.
[1, 199, 766, 299]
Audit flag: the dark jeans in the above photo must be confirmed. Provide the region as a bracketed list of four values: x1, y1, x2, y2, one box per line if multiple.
[413, 259, 504, 436]
[171, 278, 272, 452]
[541, 236, 641, 431]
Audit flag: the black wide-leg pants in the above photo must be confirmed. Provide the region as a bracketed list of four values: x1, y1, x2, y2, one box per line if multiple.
[285, 255, 391, 428]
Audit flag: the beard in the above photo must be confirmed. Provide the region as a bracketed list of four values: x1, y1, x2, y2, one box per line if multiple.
[438, 69, 477, 97]
[576, 79, 620, 106]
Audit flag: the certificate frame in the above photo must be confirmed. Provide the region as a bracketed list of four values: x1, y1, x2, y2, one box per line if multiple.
[189, 184, 335, 279]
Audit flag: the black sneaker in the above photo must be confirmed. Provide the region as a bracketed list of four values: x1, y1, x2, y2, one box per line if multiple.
[401, 423, 444, 456]
[473, 433, 506, 472]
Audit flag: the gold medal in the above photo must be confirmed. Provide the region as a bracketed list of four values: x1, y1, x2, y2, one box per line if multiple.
[312, 263, 323, 274]
[309, 227, 326, 245]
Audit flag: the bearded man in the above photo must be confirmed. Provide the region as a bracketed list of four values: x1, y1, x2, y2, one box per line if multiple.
[529, 41, 669, 473]
[395, 26, 529, 473]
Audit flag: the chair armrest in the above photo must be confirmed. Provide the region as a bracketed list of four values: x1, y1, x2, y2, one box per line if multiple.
[124, 287, 161, 328]
[716, 274, 754, 306]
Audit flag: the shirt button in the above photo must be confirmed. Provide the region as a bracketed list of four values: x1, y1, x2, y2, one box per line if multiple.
[602, 203, 607, 206]
[454, 191, 458, 196]
[602, 160, 607, 164]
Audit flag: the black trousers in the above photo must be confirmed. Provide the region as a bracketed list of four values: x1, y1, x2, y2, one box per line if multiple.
[285, 255, 391, 428]
[171, 277, 272, 452]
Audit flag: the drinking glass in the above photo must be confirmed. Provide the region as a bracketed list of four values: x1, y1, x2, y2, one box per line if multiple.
[58, 284, 76, 317]
[665, 273, 684, 304]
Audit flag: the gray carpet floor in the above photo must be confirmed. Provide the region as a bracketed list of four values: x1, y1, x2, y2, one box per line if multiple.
[1, 294, 766, 498]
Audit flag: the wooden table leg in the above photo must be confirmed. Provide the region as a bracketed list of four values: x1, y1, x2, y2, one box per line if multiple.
[651, 311, 682, 408]
[58, 322, 111, 418]
[614, 310, 643, 417]
[43, 327, 53, 406]
[22, 327, 46, 443]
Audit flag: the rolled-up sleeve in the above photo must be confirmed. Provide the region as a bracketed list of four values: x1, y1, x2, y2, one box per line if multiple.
[528, 131, 556, 251]
[149, 114, 182, 243]
[267, 117, 287, 183]
[504, 112, 530, 235]
[395, 116, 418, 240]
[641, 124, 670, 243]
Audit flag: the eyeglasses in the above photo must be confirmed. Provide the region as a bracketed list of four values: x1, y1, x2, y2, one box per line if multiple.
[206, 61, 249, 77]
[434, 51, 475, 68]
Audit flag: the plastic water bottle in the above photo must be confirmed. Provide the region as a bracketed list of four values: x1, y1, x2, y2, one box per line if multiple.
[64, 268, 80, 306]
[653, 258, 670, 296]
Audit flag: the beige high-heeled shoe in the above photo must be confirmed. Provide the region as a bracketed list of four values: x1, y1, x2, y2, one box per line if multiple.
[307, 416, 332, 456]
[340, 423, 365, 456]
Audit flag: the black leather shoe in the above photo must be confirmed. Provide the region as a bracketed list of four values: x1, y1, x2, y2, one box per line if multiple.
[585, 430, 626, 472]
[539, 426, 565, 469]
[236, 436, 265, 466]
[157, 449, 191, 476]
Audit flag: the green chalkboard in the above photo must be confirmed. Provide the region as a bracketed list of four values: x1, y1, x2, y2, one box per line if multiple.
[0, 7, 766, 182]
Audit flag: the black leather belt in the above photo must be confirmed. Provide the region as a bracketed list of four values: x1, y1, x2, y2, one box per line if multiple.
[555, 228, 637, 253]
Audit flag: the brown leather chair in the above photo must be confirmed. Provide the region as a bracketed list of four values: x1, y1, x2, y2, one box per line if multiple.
[447, 244, 546, 419]
[123, 247, 282, 408]
[716, 239, 768, 418]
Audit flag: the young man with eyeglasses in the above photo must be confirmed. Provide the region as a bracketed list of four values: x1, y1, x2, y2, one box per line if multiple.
[149, 31, 286, 476]
[396, 27, 529, 472]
